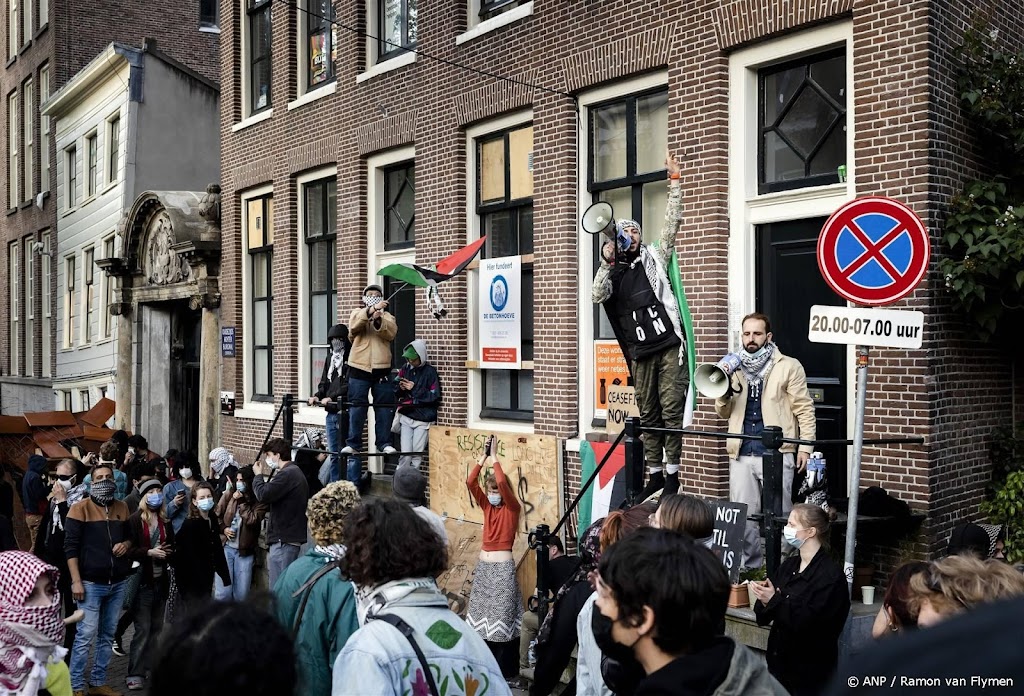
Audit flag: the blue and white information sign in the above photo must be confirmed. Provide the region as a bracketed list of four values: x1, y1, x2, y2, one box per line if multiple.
[478, 256, 522, 369]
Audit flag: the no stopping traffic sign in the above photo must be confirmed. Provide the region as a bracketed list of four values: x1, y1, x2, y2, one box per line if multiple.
[817, 197, 930, 306]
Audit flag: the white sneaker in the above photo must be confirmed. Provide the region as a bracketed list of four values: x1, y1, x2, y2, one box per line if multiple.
[340, 446, 355, 455]
[382, 445, 397, 454]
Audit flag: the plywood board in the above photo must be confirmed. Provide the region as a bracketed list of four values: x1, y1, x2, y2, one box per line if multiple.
[0, 416, 31, 435]
[428, 427, 561, 535]
[79, 398, 116, 428]
[435, 518, 534, 617]
[23, 411, 78, 428]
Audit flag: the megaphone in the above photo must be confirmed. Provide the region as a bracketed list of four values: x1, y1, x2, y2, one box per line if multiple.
[582, 202, 631, 253]
[694, 353, 743, 398]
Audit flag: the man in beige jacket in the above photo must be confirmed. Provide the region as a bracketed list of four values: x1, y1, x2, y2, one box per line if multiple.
[341, 284, 398, 483]
[715, 312, 816, 569]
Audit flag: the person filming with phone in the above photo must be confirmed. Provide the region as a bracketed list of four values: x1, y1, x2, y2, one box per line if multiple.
[465, 434, 523, 685]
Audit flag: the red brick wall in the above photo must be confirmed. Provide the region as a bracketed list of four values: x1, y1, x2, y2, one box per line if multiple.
[216, 0, 1020, 555]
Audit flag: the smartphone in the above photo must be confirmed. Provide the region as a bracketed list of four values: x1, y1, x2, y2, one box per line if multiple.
[484, 435, 495, 458]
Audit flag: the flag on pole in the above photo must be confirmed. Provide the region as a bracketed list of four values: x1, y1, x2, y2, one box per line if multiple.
[377, 237, 487, 319]
[667, 250, 697, 427]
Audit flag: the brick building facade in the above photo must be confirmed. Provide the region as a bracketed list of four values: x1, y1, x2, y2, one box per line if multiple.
[216, 0, 1023, 556]
[0, 0, 218, 414]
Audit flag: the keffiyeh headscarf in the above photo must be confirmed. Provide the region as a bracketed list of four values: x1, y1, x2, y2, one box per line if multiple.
[328, 340, 345, 380]
[295, 428, 325, 451]
[740, 342, 777, 399]
[208, 447, 237, 476]
[0, 552, 65, 695]
[537, 520, 604, 647]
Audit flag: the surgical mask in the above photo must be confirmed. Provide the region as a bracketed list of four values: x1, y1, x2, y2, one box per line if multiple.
[90, 479, 116, 506]
[236, 482, 246, 493]
[57, 479, 74, 492]
[487, 493, 502, 507]
[128, 447, 136, 455]
[265, 456, 278, 470]
[197, 498, 215, 512]
[362, 295, 383, 308]
[746, 344, 769, 358]
[591, 607, 636, 665]
[179, 468, 193, 480]
[146, 493, 163, 510]
[783, 525, 804, 548]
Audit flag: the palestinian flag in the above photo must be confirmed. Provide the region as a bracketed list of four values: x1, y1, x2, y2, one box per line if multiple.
[667, 249, 698, 427]
[377, 237, 487, 287]
[577, 440, 627, 531]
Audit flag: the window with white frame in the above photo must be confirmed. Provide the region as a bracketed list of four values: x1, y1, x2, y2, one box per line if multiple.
[64, 146, 76, 209]
[301, 0, 335, 90]
[758, 48, 846, 194]
[9, 91, 18, 210]
[7, 0, 16, 59]
[246, 0, 272, 115]
[588, 87, 668, 343]
[85, 132, 97, 198]
[246, 193, 274, 400]
[83, 247, 94, 343]
[38, 0, 45, 27]
[302, 176, 336, 395]
[39, 65, 49, 192]
[378, 0, 416, 61]
[62, 391, 71, 411]
[23, 78, 32, 201]
[63, 254, 75, 347]
[107, 115, 119, 185]
[477, 0, 524, 22]
[383, 161, 414, 250]
[199, 0, 218, 28]
[476, 123, 534, 420]
[8, 242, 18, 374]
[24, 237, 33, 376]
[41, 232, 50, 375]
[80, 389, 90, 411]
[102, 235, 114, 338]
[20, 0, 28, 48]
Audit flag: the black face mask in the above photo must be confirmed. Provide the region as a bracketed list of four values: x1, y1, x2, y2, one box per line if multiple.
[591, 605, 637, 666]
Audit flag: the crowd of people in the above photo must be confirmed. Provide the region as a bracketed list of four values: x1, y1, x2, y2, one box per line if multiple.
[0, 412, 1021, 696]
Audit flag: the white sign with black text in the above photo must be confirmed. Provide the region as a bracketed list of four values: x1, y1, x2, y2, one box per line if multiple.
[807, 305, 924, 349]
[478, 255, 522, 369]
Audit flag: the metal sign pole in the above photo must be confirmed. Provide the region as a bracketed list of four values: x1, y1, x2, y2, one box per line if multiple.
[843, 346, 869, 595]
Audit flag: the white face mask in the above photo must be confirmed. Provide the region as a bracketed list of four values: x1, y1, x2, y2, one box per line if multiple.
[179, 468, 193, 480]
[57, 479, 74, 492]
[265, 456, 277, 470]
[487, 493, 502, 507]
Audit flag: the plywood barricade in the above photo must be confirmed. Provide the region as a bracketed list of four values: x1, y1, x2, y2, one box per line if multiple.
[428, 427, 561, 534]
[436, 518, 535, 617]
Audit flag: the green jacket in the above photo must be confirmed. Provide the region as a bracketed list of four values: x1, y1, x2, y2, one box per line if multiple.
[274, 549, 359, 696]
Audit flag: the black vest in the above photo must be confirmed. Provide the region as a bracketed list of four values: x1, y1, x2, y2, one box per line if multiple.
[607, 260, 680, 361]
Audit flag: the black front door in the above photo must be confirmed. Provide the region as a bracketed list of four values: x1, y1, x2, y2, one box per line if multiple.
[756, 218, 848, 501]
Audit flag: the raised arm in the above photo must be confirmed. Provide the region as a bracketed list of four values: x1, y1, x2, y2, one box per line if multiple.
[653, 153, 683, 268]
[467, 460, 488, 509]
[492, 460, 520, 513]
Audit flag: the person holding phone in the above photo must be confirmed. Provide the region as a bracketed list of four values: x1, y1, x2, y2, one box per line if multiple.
[465, 435, 523, 682]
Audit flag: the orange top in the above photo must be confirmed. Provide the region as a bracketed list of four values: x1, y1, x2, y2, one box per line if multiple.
[467, 460, 521, 552]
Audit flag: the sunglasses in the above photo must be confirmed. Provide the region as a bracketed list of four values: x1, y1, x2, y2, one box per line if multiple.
[55, 474, 76, 482]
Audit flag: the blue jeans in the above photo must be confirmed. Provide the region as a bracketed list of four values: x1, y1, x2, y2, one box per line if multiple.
[127, 583, 166, 678]
[268, 541, 302, 589]
[325, 411, 345, 483]
[346, 376, 395, 482]
[70, 579, 127, 690]
[214, 545, 254, 601]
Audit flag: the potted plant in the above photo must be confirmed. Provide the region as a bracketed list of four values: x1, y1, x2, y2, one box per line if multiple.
[740, 566, 767, 609]
[727, 582, 748, 609]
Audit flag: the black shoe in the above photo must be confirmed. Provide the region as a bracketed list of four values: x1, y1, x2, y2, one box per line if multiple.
[663, 472, 680, 497]
[357, 470, 374, 495]
[111, 637, 125, 657]
[639, 471, 665, 501]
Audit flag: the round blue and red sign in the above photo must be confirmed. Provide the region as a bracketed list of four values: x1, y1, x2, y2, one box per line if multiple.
[817, 197, 930, 306]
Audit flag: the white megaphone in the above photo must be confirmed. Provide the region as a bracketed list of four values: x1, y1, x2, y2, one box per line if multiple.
[694, 353, 743, 398]
[582, 202, 631, 253]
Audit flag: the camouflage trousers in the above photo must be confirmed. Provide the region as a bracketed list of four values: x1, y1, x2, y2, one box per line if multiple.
[632, 344, 689, 471]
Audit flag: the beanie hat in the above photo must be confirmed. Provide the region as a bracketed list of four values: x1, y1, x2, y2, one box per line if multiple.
[392, 463, 426, 504]
[139, 479, 163, 496]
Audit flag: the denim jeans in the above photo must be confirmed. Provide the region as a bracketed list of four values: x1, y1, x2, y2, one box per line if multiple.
[214, 545, 254, 601]
[345, 376, 395, 482]
[268, 541, 302, 589]
[127, 583, 166, 678]
[325, 411, 342, 483]
[70, 579, 126, 690]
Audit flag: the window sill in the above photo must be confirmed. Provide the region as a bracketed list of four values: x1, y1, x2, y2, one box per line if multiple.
[19, 200, 32, 209]
[61, 207, 77, 218]
[5, 56, 15, 69]
[199, 25, 221, 34]
[287, 81, 336, 111]
[19, 40, 32, 55]
[465, 360, 535, 369]
[6, 207, 16, 216]
[356, 51, 416, 83]
[456, 2, 533, 46]
[748, 181, 848, 207]
[295, 405, 327, 426]
[34, 23, 48, 40]
[101, 181, 118, 195]
[80, 194, 97, 207]
[232, 403, 276, 421]
[467, 414, 535, 434]
[231, 109, 274, 133]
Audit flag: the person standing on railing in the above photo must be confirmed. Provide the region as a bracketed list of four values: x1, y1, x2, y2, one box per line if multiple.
[591, 153, 689, 500]
[715, 312, 816, 570]
[309, 323, 351, 483]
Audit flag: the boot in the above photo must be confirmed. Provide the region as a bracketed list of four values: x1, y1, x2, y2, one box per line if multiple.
[639, 471, 665, 501]
[663, 471, 680, 497]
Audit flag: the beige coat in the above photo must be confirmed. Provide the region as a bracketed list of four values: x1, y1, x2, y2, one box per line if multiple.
[347, 306, 397, 372]
[714, 349, 816, 458]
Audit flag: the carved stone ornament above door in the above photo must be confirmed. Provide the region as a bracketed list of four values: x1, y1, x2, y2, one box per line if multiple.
[145, 211, 194, 286]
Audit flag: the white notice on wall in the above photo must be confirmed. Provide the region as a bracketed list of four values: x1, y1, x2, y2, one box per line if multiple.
[478, 255, 522, 369]
[807, 305, 924, 349]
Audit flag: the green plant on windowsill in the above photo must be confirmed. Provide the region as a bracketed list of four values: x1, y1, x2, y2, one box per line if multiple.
[739, 565, 767, 583]
[981, 469, 1024, 564]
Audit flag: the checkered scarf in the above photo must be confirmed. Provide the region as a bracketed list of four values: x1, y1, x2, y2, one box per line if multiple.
[740, 342, 777, 400]
[0, 552, 65, 694]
